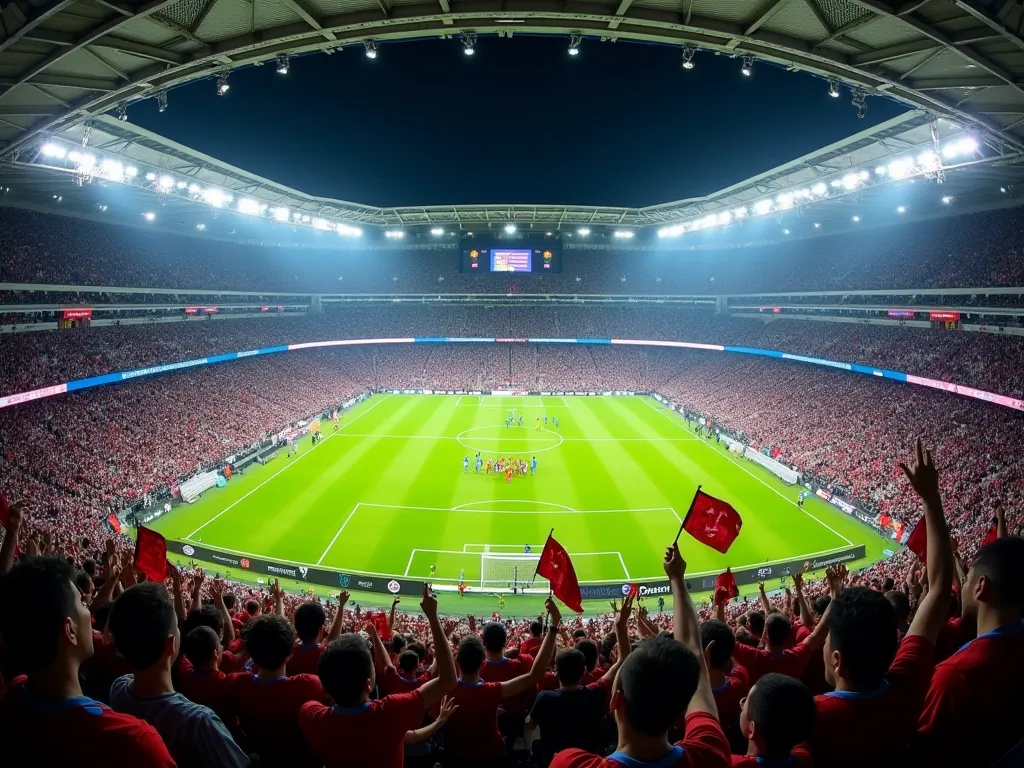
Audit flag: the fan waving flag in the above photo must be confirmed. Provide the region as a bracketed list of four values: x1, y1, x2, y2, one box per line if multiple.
[904, 517, 927, 563]
[679, 488, 743, 554]
[981, 518, 998, 548]
[369, 611, 392, 640]
[536, 532, 583, 613]
[133, 526, 168, 583]
[713, 569, 739, 606]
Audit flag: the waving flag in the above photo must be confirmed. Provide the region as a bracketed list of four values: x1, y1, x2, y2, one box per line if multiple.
[536, 531, 583, 613]
[713, 569, 739, 606]
[133, 526, 168, 583]
[679, 488, 743, 554]
[0, 491, 9, 529]
[904, 517, 927, 563]
[369, 611, 392, 640]
[981, 518, 999, 548]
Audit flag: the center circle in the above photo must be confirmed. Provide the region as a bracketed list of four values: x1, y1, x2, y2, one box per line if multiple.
[456, 426, 564, 455]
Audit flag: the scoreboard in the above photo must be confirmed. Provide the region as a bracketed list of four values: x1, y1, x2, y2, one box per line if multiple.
[459, 238, 562, 273]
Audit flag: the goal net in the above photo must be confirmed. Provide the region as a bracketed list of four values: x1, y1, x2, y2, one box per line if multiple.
[480, 553, 543, 589]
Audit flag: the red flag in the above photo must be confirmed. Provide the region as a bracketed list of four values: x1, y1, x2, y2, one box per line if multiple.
[0, 491, 9, 529]
[626, 583, 640, 599]
[133, 527, 167, 583]
[369, 612, 392, 640]
[713, 569, 739, 606]
[536, 534, 583, 613]
[905, 517, 927, 563]
[981, 520, 998, 548]
[681, 490, 742, 554]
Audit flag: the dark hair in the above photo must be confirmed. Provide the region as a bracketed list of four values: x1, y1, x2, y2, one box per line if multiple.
[457, 634, 486, 675]
[734, 628, 758, 647]
[109, 583, 177, 670]
[74, 571, 94, 596]
[699, 620, 736, 669]
[244, 615, 295, 669]
[318, 635, 373, 706]
[408, 642, 426, 663]
[183, 626, 220, 668]
[616, 636, 700, 737]
[765, 614, 791, 647]
[294, 602, 326, 643]
[572, 629, 588, 640]
[812, 596, 831, 617]
[747, 673, 816, 754]
[0, 557, 81, 668]
[182, 604, 224, 639]
[828, 587, 898, 688]
[882, 577, 895, 592]
[971, 537, 1024, 608]
[481, 622, 507, 653]
[245, 599, 259, 616]
[884, 590, 911, 624]
[398, 650, 419, 674]
[529, 620, 543, 638]
[222, 593, 236, 611]
[554, 648, 586, 685]
[576, 638, 598, 671]
[599, 632, 617, 662]
[389, 634, 406, 654]
[747, 611, 766, 636]
[81, 559, 97, 578]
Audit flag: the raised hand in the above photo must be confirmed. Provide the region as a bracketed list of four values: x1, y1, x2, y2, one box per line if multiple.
[615, 592, 634, 631]
[338, 590, 350, 607]
[436, 695, 459, 723]
[825, 564, 847, 598]
[792, 572, 804, 591]
[663, 542, 686, 582]
[900, 438, 940, 505]
[420, 583, 438, 617]
[544, 596, 562, 627]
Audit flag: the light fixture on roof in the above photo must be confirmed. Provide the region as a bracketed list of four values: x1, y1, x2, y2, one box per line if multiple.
[782, 228, 790, 235]
[897, 205, 906, 214]
[577, 227, 590, 236]
[504, 224, 516, 234]
[740, 55, 754, 76]
[431, 227, 445, 236]
[613, 230, 634, 239]
[276, 53, 289, 74]
[143, 212, 156, 222]
[851, 88, 867, 118]
[116, 101, 128, 121]
[852, 215, 861, 222]
[156, 91, 168, 113]
[40, 142, 66, 159]
[385, 229, 404, 238]
[942, 195, 952, 204]
[216, 72, 230, 96]
[813, 222, 821, 228]
[462, 33, 476, 55]
[568, 34, 582, 56]
[827, 77, 840, 98]
[196, 223, 206, 231]
[158, 175, 174, 189]
[681, 45, 696, 70]
[364, 41, 378, 59]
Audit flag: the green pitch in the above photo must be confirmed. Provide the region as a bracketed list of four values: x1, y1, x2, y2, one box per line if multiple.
[152, 394, 893, 612]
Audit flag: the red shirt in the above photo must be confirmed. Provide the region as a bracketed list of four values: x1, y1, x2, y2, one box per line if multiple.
[478, 654, 534, 714]
[0, 684, 175, 768]
[916, 620, 1024, 766]
[286, 642, 325, 677]
[811, 634, 933, 768]
[731, 640, 816, 685]
[177, 668, 236, 727]
[551, 711, 731, 767]
[379, 666, 430, 696]
[300, 690, 425, 768]
[227, 672, 329, 767]
[445, 679, 505, 760]
[731, 745, 812, 766]
[932, 616, 974, 664]
[520, 636, 543, 656]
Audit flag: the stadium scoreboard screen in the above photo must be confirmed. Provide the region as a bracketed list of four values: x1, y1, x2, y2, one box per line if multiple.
[459, 238, 562, 273]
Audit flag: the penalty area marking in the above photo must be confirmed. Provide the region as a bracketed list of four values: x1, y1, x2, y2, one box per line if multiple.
[404, 546, 630, 580]
[452, 499, 577, 511]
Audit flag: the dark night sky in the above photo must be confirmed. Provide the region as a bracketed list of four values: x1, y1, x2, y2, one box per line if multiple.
[129, 36, 908, 208]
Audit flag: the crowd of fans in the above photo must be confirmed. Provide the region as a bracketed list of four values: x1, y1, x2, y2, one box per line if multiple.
[2, 204, 1023, 295]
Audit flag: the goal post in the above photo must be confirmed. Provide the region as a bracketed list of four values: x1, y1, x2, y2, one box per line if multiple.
[480, 553, 543, 589]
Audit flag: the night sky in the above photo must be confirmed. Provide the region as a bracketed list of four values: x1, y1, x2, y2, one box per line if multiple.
[129, 37, 908, 208]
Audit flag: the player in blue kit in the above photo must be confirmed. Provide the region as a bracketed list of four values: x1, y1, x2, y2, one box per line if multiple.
[475, 454, 483, 473]
[531, 456, 537, 475]
[544, 415, 547, 425]
[463, 455, 469, 473]
[518, 414, 523, 427]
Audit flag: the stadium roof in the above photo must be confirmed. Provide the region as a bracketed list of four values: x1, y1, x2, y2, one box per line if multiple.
[1, 0, 1024, 161]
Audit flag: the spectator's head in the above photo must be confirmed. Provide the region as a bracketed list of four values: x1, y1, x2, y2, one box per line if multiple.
[408, 642, 426, 664]
[599, 633, 617, 664]
[318, 634, 374, 707]
[747, 611, 766, 637]
[699, 620, 736, 671]
[735, 627, 759, 647]
[398, 650, 419, 675]
[294, 602, 326, 644]
[222, 593, 236, 612]
[245, 599, 259, 617]
[0, 557, 94, 673]
[576, 638, 598, 671]
[244, 615, 295, 672]
[182, 604, 224, 640]
[740, 674, 816, 758]
[610, 636, 700, 738]
[812, 596, 831, 618]
[109, 583, 179, 672]
[765, 614, 791, 647]
[457, 634, 486, 676]
[554, 648, 587, 686]
[884, 590, 911, 628]
[182, 626, 222, 671]
[882, 577, 895, 592]
[481, 621, 507, 654]
[529, 620, 543, 638]
[81, 559, 97, 578]
[825, 587, 897, 690]
[963, 537, 1024, 620]
[74, 571, 94, 606]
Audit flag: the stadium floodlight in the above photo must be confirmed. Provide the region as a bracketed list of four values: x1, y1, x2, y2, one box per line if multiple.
[941, 136, 978, 160]
[568, 34, 582, 56]
[875, 165, 887, 176]
[312, 218, 332, 231]
[658, 224, 684, 238]
[276, 53, 289, 74]
[740, 55, 753, 76]
[196, 223, 206, 231]
[504, 224, 516, 234]
[577, 227, 590, 236]
[830, 179, 842, 188]
[272, 206, 290, 222]
[385, 229, 405, 238]
[828, 76, 840, 98]
[67, 150, 82, 163]
[782, 228, 790, 235]
[337, 223, 362, 236]
[916, 150, 937, 167]
[813, 222, 821, 228]
[176, 181, 187, 189]
[431, 227, 445, 236]
[216, 72, 230, 95]
[753, 199, 772, 215]
[156, 91, 168, 113]
[125, 166, 138, 177]
[613, 230, 634, 239]
[681, 45, 696, 70]
[897, 205, 906, 214]
[40, 142, 66, 159]
[841, 173, 860, 190]
[888, 158, 914, 180]
[188, 183, 201, 194]
[732, 206, 748, 219]
[301, 214, 311, 223]
[852, 215, 861, 222]
[942, 195, 952, 204]
[100, 158, 123, 180]
[811, 182, 827, 196]
[143, 212, 156, 221]
[158, 175, 174, 190]
[116, 101, 127, 122]
[364, 41, 378, 59]
[857, 169, 869, 181]
[462, 33, 477, 55]
[776, 192, 794, 210]
[716, 211, 732, 226]
[237, 198, 261, 215]
[202, 188, 226, 207]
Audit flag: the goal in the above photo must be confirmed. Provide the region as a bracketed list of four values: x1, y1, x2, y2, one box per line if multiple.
[480, 553, 543, 589]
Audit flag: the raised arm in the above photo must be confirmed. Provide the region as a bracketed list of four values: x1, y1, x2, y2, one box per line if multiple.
[994, 500, 1007, 540]
[901, 439, 955, 643]
[269, 579, 285, 617]
[757, 582, 772, 615]
[601, 592, 634, 682]
[664, 542, 717, 718]
[404, 696, 458, 744]
[190, 567, 205, 613]
[366, 620, 394, 672]
[389, 596, 400, 632]
[793, 573, 814, 628]
[326, 591, 349, 642]
[210, 579, 235, 647]
[0, 500, 25, 575]
[501, 598, 561, 698]
[803, 565, 844, 651]
[167, 562, 187, 625]
[416, 585, 457, 710]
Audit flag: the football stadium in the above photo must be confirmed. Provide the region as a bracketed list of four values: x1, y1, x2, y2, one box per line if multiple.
[0, 1, 1023, 765]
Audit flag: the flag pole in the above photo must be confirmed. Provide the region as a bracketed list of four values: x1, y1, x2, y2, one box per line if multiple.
[530, 528, 554, 588]
[674, 485, 702, 545]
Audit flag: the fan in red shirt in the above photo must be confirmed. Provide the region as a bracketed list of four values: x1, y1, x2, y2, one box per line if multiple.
[811, 439, 953, 768]
[287, 593, 348, 676]
[916, 529, 1024, 766]
[728, 604, 830, 686]
[477, 618, 536, 736]
[552, 543, 730, 768]
[179, 625, 239, 730]
[732, 674, 815, 767]
[0, 555, 175, 767]
[695, 619, 748, 754]
[519, 619, 544, 656]
[300, 584, 458, 768]
[226, 604, 331, 767]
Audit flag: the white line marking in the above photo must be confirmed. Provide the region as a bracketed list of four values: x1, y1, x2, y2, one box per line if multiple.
[670, 506, 683, 525]
[404, 548, 417, 576]
[317, 505, 360, 565]
[617, 552, 631, 579]
[185, 395, 391, 539]
[413, 548, 622, 557]
[638, 397, 853, 545]
[452, 500, 577, 511]
[355, 502, 676, 515]
[334, 434, 697, 441]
